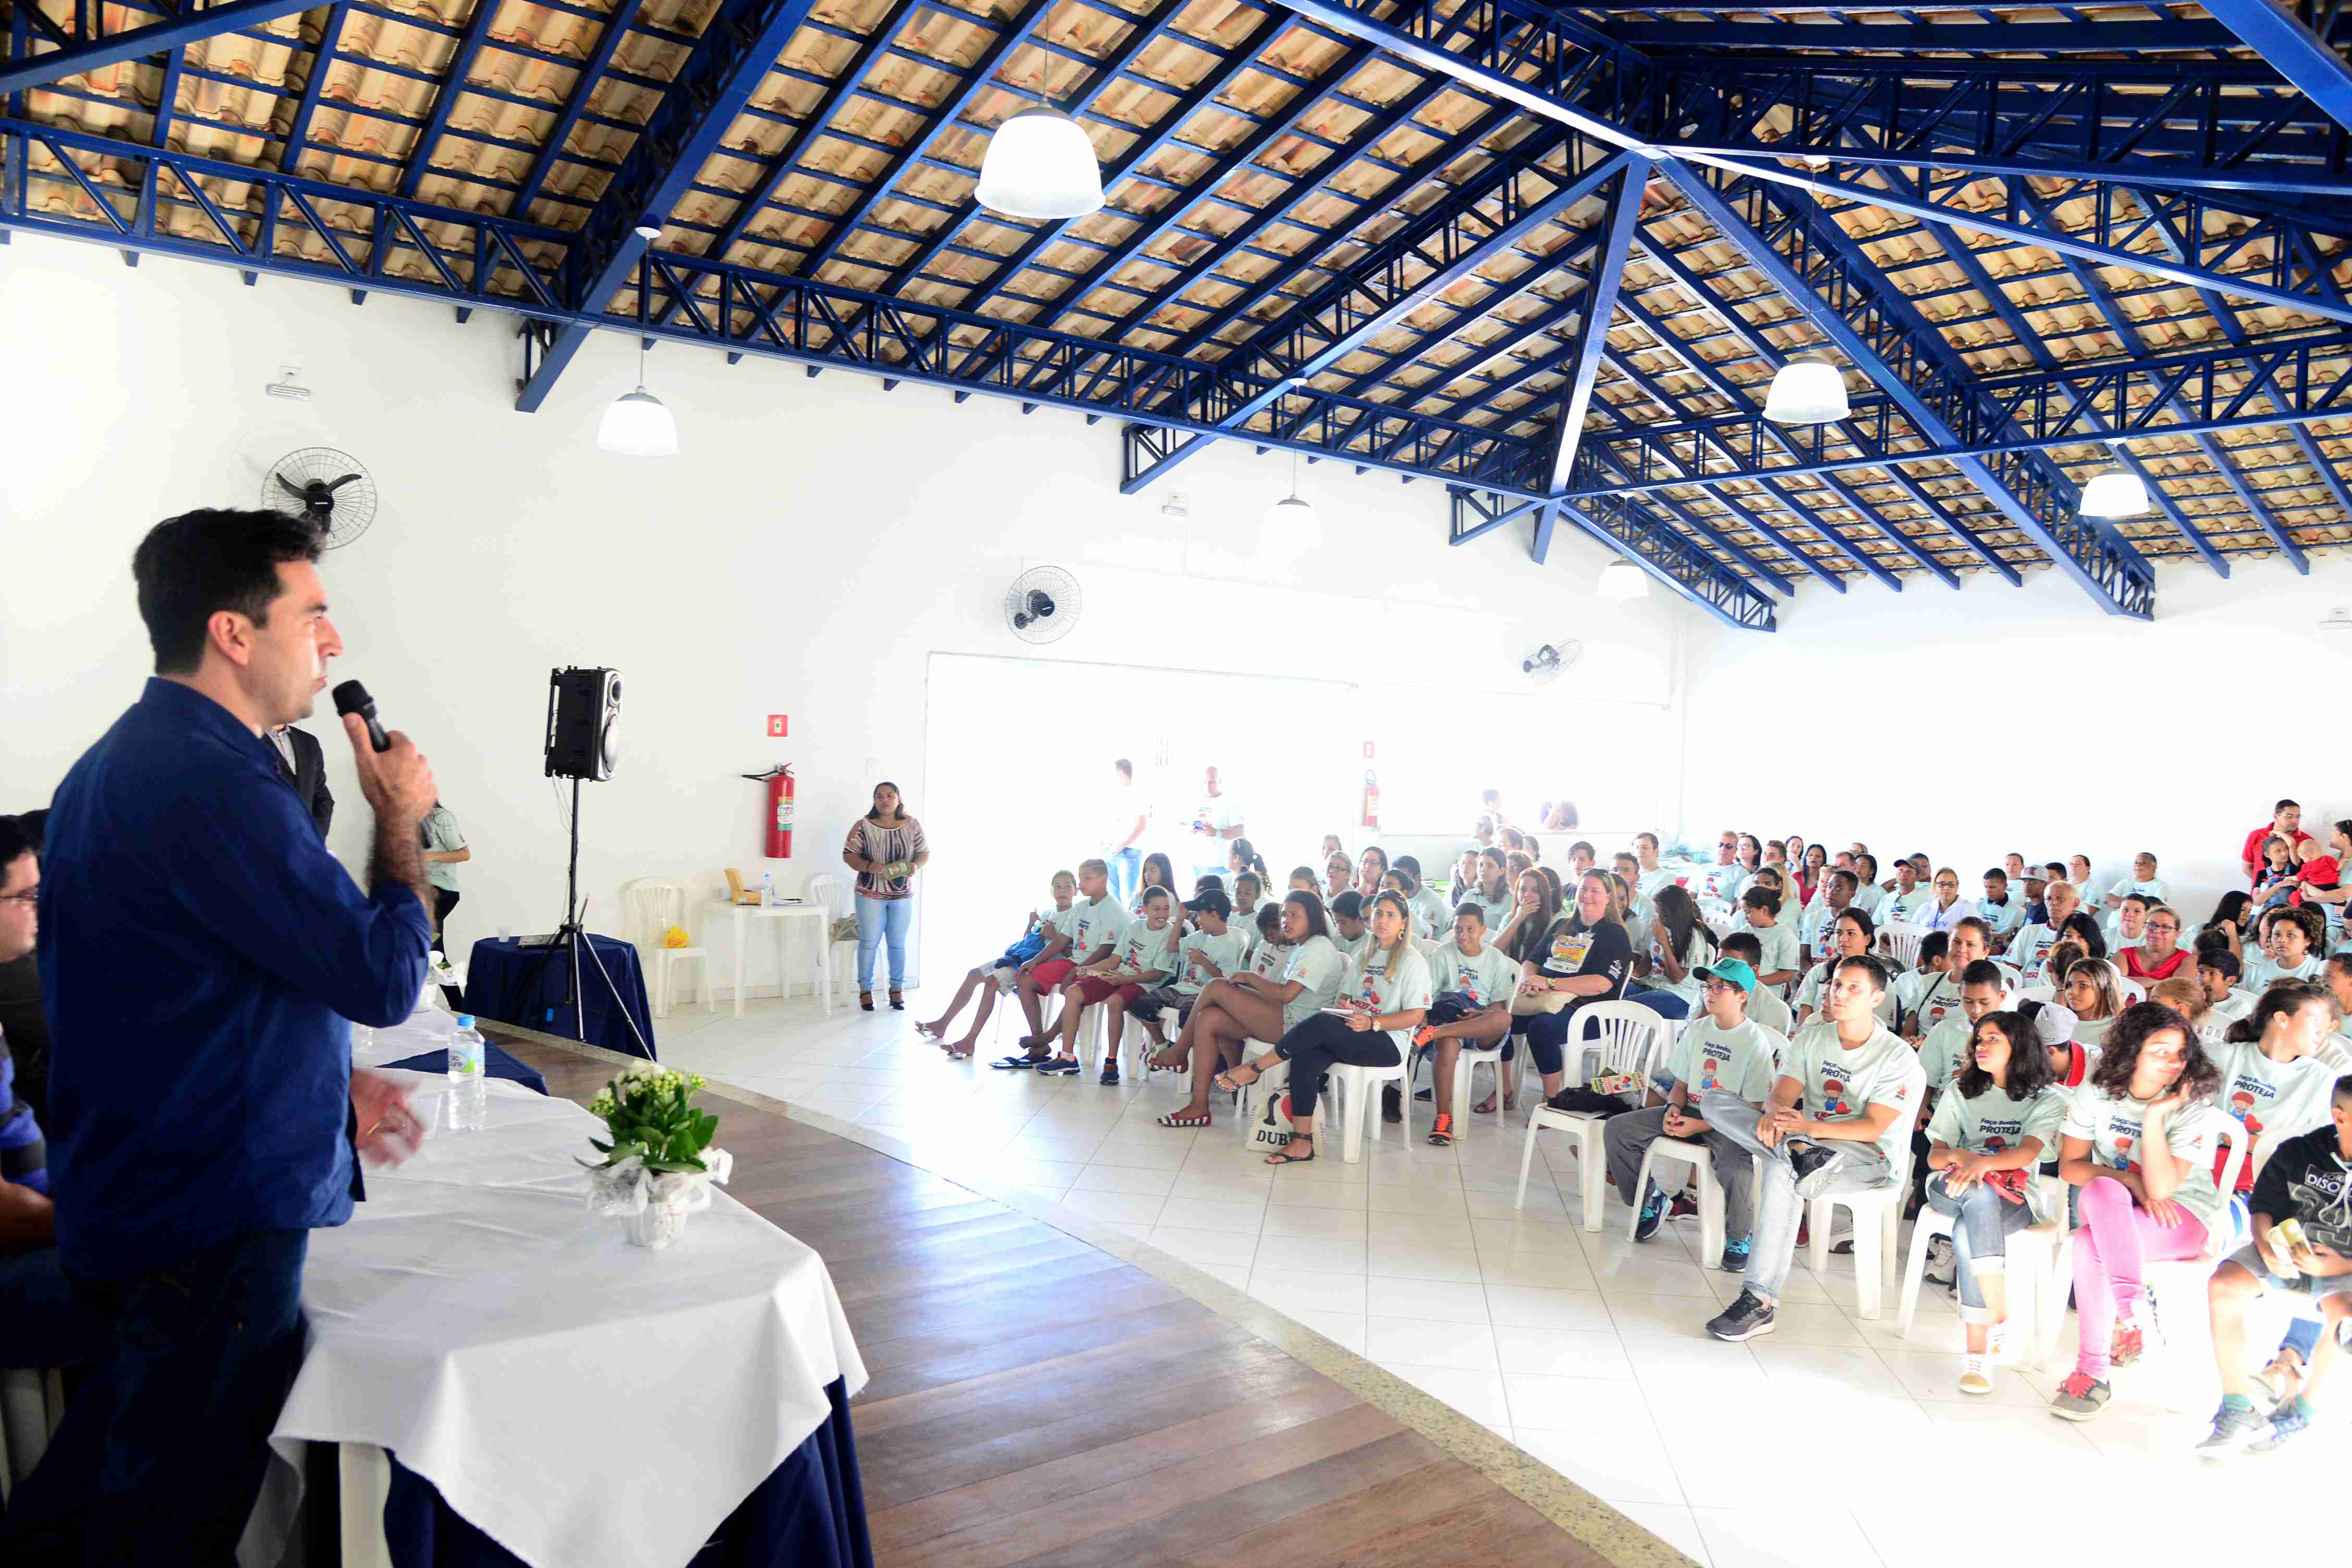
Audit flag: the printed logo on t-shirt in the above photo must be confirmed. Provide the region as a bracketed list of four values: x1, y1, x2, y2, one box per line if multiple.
[1550, 930, 1595, 970]
[2227, 1085, 2268, 1141]
[1820, 1075, 1853, 1117]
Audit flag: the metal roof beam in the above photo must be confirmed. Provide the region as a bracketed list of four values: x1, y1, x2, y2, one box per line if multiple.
[395, 0, 505, 200]
[1533, 156, 1647, 563]
[1121, 139, 1630, 492]
[511, 0, 648, 220]
[1664, 163, 2152, 618]
[1608, 19, 2271, 51]
[515, 0, 826, 411]
[0, 0, 318, 95]
[2203, 0, 2352, 134]
[1448, 485, 1777, 630]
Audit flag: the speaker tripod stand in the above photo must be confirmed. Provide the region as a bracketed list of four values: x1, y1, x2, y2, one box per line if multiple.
[518, 774, 653, 1057]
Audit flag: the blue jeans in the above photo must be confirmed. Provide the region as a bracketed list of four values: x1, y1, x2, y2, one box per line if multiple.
[855, 893, 912, 990]
[1701, 1089, 1892, 1305]
[1107, 848, 1141, 905]
[1, 1228, 309, 1567]
[1623, 983, 1692, 1021]
[1922, 1171, 2035, 1315]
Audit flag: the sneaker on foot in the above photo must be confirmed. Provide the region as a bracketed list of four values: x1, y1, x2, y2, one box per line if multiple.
[989, 1052, 1046, 1071]
[1788, 1141, 1855, 1199]
[2049, 1372, 2111, 1422]
[1382, 1084, 1403, 1123]
[2195, 1397, 2269, 1457]
[1098, 1063, 1120, 1085]
[1958, 1355, 1994, 1396]
[1668, 1192, 1699, 1220]
[1634, 1186, 1669, 1242]
[1924, 1236, 1957, 1286]
[1037, 1057, 1081, 1076]
[1717, 1234, 1752, 1272]
[1705, 1289, 1776, 1342]
[2249, 1403, 2313, 1454]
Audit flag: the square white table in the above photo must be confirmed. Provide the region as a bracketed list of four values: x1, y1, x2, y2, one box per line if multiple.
[713, 900, 834, 1017]
[245, 1071, 865, 1568]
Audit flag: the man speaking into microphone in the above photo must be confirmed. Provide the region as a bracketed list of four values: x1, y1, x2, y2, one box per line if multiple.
[5, 508, 435, 1566]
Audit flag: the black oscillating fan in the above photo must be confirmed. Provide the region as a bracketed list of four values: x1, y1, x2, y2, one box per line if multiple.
[260, 447, 377, 549]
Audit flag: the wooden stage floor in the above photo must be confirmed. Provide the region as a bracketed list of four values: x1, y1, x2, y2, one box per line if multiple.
[500, 1036, 1642, 1568]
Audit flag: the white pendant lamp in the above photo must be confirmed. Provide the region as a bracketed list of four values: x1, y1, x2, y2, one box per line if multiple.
[597, 339, 677, 457]
[1264, 450, 1321, 549]
[974, 106, 1104, 220]
[2080, 466, 2150, 518]
[1599, 557, 1648, 600]
[1762, 354, 1850, 425]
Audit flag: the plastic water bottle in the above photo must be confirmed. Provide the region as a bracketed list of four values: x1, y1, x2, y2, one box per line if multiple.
[761, 871, 776, 906]
[448, 1014, 488, 1131]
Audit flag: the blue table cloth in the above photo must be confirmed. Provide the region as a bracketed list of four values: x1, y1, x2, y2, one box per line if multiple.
[376, 1377, 871, 1568]
[463, 936, 657, 1059]
[382, 1039, 549, 1097]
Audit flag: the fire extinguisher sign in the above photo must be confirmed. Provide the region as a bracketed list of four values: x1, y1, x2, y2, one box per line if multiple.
[1362, 768, 1379, 829]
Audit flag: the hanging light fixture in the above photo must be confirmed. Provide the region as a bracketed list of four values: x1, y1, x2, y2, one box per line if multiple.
[974, 106, 1103, 219]
[597, 339, 678, 457]
[2080, 465, 2150, 518]
[1598, 557, 1648, 601]
[1762, 354, 1850, 425]
[1264, 450, 1321, 549]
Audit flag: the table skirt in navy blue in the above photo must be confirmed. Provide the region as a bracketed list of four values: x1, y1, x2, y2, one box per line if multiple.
[462, 936, 657, 1059]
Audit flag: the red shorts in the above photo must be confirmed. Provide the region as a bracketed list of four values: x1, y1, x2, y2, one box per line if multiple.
[1068, 977, 1143, 1009]
[1028, 958, 1076, 990]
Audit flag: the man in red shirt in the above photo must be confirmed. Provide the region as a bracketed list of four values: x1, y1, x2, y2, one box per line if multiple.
[2243, 799, 2311, 887]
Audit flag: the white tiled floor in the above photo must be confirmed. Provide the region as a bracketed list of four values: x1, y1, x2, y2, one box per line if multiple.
[665, 996, 2346, 1567]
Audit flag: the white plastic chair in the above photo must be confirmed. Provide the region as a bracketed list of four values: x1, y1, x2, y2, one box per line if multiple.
[1627, 1134, 1733, 1265]
[805, 873, 862, 1008]
[1806, 1135, 1915, 1318]
[1878, 922, 1928, 972]
[2118, 977, 2147, 1005]
[1, 1365, 64, 1491]
[1747, 987, 1793, 1036]
[1514, 1001, 1669, 1230]
[623, 877, 709, 1019]
[1324, 1031, 1416, 1163]
[1235, 1037, 1285, 1144]
[2139, 1116, 2244, 1339]
[1897, 1173, 2069, 1368]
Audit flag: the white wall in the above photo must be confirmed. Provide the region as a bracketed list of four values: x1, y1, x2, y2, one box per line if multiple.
[0, 235, 1686, 999]
[1675, 557, 2352, 924]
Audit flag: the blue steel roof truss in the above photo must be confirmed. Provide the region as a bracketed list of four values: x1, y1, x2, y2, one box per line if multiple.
[8, 0, 2352, 627]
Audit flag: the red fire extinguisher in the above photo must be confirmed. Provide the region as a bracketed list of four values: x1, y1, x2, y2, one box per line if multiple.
[767, 766, 794, 858]
[1361, 768, 1379, 830]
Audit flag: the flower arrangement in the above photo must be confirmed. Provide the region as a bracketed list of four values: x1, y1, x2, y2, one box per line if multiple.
[580, 1062, 732, 1249]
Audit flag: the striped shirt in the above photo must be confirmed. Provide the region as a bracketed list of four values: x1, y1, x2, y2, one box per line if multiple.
[845, 816, 927, 900]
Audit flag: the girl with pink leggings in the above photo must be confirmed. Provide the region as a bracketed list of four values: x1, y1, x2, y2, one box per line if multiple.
[2049, 999, 2225, 1422]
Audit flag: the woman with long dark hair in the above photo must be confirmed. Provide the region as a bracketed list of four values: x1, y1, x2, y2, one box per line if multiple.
[843, 780, 929, 1011]
[1133, 851, 1177, 914]
[1217, 891, 1432, 1163]
[1923, 1010, 2063, 1394]
[2057, 911, 2109, 961]
[1631, 883, 1715, 1021]
[1153, 891, 1343, 1126]
[2050, 1001, 2225, 1420]
[2200, 890, 2252, 960]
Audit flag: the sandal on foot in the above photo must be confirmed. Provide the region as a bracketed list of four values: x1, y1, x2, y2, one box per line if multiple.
[1212, 1061, 1264, 1094]
[1473, 1093, 1497, 1115]
[859, 993, 875, 1013]
[1265, 1140, 1316, 1165]
[1157, 1110, 1211, 1129]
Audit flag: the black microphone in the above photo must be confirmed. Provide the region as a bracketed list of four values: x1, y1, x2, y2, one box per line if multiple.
[333, 679, 390, 752]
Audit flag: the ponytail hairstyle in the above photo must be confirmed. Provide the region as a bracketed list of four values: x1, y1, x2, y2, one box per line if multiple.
[1229, 836, 1271, 882]
[2090, 1000, 2220, 1101]
[2225, 979, 2332, 1046]
[1365, 890, 1416, 974]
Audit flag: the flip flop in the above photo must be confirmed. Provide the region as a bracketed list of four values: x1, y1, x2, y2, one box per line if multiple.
[1156, 1110, 1211, 1129]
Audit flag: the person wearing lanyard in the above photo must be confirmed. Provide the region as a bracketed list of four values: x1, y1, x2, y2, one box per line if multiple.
[5, 509, 433, 1566]
[1511, 872, 1634, 1105]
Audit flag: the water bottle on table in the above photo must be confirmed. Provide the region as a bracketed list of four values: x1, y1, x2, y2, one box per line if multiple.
[448, 1013, 488, 1131]
[762, 871, 776, 907]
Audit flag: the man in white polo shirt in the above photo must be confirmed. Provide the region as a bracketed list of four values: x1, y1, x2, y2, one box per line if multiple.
[1634, 832, 1678, 899]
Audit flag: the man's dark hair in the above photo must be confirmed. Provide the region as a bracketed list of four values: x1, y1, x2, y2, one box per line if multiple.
[1958, 959, 2004, 990]
[1835, 953, 1892, 994]
[1720, 931, 1762, 964]
[12, 809, 45, 854]
[132, 508, 323, 675]
[2278, 798, 2300, 813]
[1331, 890, 1365, 920]
[1919, 931, 1950, 966]
[0, 814, 35, 875]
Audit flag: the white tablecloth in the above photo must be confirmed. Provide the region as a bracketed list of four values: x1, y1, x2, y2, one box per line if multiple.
[246, 1070, 866, 1568]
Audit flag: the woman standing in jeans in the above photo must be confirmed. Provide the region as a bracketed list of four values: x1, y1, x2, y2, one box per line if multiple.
[843, 781, 929, 1011]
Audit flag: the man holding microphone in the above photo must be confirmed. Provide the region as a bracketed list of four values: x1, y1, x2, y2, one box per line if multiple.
[5, 508, 435, 1565]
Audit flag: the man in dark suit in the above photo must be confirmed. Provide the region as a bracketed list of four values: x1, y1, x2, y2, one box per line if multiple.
[265, 722, 333, 839]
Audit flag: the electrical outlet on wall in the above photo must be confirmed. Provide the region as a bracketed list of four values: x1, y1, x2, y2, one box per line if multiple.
[266, 364, 311, 401]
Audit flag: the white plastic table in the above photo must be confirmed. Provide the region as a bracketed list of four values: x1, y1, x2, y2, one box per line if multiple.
[716, 900, 834, 1016]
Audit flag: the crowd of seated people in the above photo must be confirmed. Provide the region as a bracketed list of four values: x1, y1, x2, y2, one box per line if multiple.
[912, 795, 2352, 1451]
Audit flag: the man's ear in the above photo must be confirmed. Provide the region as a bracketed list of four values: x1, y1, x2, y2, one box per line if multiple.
[207, 609, 256, 669]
